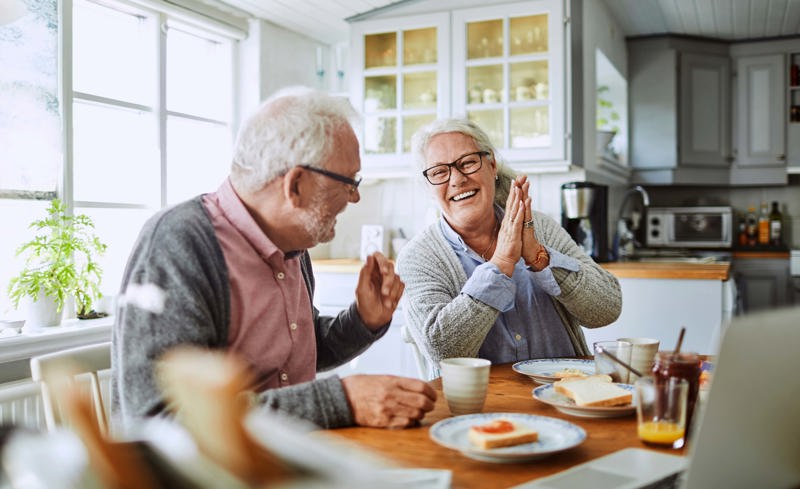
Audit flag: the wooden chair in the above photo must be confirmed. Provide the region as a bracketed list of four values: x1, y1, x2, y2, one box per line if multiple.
[30, 342, 112, 435]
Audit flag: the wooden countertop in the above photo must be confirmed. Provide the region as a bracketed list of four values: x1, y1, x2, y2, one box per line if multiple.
[600, 261, 730, 280]
[313, 259, 731, 281]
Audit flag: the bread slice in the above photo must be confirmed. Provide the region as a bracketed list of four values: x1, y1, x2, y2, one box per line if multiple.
[467, 418, 538, 450]
[553, 375, 632, 407]
[552, 367, 589, 379]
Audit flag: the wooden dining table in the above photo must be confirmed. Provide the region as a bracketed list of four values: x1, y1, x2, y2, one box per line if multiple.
[323, 362, 686, 489]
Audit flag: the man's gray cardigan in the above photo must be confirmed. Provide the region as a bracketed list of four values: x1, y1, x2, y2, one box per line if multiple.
[397, 210, 622, 379]
[111, 197, 386, 429]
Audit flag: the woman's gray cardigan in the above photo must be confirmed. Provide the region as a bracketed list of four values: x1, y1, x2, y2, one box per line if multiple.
[396, 210, 622, 379]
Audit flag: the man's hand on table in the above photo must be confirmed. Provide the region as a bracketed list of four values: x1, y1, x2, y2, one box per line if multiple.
[341, 375, 437, 429]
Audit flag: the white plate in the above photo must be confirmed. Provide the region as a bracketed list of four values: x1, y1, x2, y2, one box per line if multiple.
[512, 359, 596, 384]
[429, 412, 586, 463]
[532, 383, 636, 418]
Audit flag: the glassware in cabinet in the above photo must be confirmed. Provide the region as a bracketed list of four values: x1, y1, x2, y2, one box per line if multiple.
[453, 0, 565, 164]
[351, 13, 449, 171]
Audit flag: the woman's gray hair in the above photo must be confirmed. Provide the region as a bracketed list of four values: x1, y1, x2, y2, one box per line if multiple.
[410, 117, 516, 207]
[230, 86, 360, 194]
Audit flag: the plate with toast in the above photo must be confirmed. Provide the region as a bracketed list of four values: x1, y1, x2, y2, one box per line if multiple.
[429, 412, 586, 463]
[532, 375, 636, 418]
[512, 358, 596, 384]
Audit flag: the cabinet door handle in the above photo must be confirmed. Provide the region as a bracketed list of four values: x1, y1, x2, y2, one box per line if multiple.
[777, 154, 786, 161]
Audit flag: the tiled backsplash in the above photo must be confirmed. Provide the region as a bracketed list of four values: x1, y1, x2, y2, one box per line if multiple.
[316, 169, 588, 260]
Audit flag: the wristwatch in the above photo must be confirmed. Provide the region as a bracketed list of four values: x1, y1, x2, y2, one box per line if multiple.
[526, 246, 550, 271]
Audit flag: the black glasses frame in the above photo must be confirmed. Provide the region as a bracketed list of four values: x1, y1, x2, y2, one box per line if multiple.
[300, 165, 362, 193]
[422, 151, 490, 185]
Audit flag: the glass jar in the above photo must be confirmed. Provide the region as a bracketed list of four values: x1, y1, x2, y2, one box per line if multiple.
[652, 351, 702, 442]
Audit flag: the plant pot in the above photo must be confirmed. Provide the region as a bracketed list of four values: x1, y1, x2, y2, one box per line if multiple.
[596, 130, 616, 155]
[23, 292, 61, 330]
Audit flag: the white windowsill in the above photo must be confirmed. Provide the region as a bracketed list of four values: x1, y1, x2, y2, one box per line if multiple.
[0, 317, 113, 364]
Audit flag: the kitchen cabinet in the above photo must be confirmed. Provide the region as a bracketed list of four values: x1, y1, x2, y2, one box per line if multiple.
[788, 52, 800, 174]
[730, 53, 787, 184]
[582, 276, 733, 355]
[451, 0, 565, 166]
[349, 13, 450, 177]
[348, 0, 567, 177]
[311, 265, 420, 379]
[731, 256, 792, 313]
[628, 36, 731, 185]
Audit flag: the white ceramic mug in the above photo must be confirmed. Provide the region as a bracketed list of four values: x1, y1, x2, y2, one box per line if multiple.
[618, 337, 660, 379]
[440, 358, 491, 415]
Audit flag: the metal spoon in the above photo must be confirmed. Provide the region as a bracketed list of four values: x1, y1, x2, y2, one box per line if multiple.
[672, 327, 686, 360]
[596, 345, 645, 379]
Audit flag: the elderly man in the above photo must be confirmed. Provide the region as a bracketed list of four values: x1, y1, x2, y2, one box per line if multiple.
[111, 86, 436, 430]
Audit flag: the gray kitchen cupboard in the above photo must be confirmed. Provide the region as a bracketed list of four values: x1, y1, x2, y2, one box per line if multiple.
[347, 0, 568, 178]
[731, 257, 793, 313]
[791, 50, 800, 175]
[628, 36, 731, 186]
[730, 53, 786, 184]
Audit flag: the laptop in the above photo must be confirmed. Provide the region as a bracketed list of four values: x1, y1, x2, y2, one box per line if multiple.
[512, 306, 800, 489]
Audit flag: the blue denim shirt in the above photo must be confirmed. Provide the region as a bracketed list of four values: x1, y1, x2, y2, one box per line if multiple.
[439, 207, 581, 363]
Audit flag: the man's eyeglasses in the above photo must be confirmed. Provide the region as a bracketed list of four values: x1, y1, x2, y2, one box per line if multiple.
[422, 151, 490, 185]
[300, 165, 362, 194]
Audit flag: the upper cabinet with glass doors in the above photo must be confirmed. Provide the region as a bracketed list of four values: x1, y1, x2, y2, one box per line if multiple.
[349, 13, 450, 177]
[452, 0, 565, 166]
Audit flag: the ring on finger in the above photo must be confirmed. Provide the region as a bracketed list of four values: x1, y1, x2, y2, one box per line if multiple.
[523, 219, 534, 229]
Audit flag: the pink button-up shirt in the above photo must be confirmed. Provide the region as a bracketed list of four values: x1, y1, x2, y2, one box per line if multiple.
[202, 179, 316, 391]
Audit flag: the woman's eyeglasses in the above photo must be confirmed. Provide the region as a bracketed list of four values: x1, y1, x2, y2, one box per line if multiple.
[422, 151, 490, 185]
[300, 165, 362, 194]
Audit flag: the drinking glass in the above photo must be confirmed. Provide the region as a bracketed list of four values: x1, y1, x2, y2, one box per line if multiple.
[636, 376, 689, 449]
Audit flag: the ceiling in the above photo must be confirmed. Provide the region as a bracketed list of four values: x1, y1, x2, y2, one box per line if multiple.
[604, 0, 800, 41]
[214, 0, 800, 45]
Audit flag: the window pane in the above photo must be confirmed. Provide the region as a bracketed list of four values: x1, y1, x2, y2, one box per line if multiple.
[73, 0, 157, 105]
[73, 101, 160, 205]
[467, 109, 504, 147]
[166, 117, 231, 205]
[511, 106, 550, 148]
[364, 116, 396, 154]
[0, 0, 60, 192]
[467, 20, 503, 59]
[167, 27, 232, 121]
[0, 199, 51, 317]
[76, 206, 156, 301]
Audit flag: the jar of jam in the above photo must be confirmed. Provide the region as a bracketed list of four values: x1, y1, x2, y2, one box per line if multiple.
[652, 351, 702, 440]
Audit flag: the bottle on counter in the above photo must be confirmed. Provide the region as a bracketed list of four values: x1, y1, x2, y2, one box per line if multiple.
[737, 216, 747, 247]
[745, 206, 758, 247]
[758, 203, 770, 246]
[769, 201, 783, 247]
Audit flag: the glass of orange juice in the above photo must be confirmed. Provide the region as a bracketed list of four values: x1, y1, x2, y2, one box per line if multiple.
[635, 376, 688, 449]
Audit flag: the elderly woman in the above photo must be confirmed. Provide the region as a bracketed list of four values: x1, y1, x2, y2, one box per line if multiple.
[396, 118, 622, 380]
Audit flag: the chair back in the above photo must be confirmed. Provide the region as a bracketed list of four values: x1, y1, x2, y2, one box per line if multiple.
[30, 342, 112, 435]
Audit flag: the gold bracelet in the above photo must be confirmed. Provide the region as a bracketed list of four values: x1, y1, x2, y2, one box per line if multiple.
[527, 246, 550, 271]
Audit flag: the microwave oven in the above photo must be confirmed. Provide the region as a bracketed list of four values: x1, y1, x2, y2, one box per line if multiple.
[646, 206, 733, 248]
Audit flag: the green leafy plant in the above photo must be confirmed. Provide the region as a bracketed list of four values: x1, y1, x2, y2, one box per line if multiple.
[7, 199, 107, 319]
[596, 85, 620, 133]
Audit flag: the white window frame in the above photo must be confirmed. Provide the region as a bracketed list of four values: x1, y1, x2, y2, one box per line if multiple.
[0, 0, 244, 367]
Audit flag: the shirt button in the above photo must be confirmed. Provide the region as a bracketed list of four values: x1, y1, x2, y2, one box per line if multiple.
[290, 322, 298, 331]
[515, 334, 522, 341]
[276, 272, 285, 280]
[280, 372, 288, 382]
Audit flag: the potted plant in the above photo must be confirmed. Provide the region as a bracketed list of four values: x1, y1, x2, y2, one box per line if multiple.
[596, 85, 620, 154]
[7, 199, 107, 328]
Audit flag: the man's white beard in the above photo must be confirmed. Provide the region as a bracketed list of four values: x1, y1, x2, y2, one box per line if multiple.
[301, 192, 336, 246]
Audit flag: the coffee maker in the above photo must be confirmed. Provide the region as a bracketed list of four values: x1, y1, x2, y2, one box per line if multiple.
[561, 182, 609, 262]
